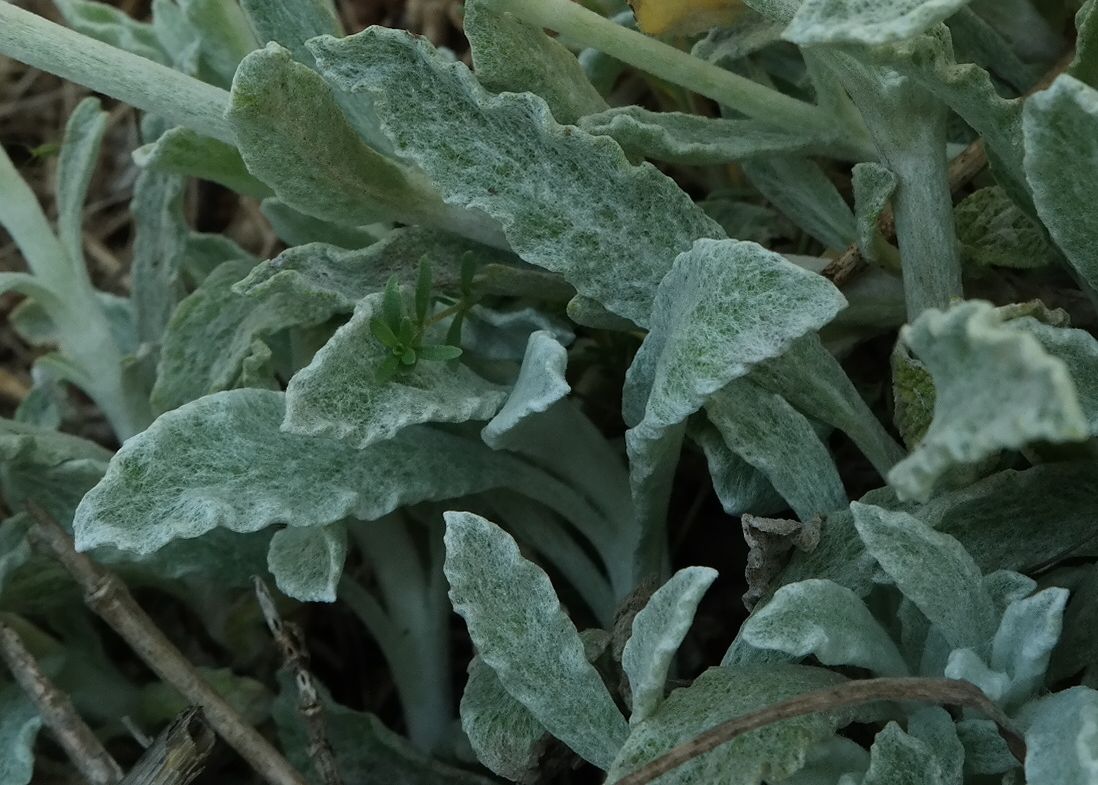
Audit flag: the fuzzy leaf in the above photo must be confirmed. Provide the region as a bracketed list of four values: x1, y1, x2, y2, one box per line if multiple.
[742, 578, 909, 676]
[55, 97, 107, 268]
[862, 723, 945, 785]
[1024, 75, 1098, 295]
[308, 27, 724, 327]
[267, 523, 347, 603]
[1004, 317, 1098, 433]
[607, 664, 848, 785]
[237, 0, 341, 65]
[1023, 687, 1098, 785]
[73, 389, 574, 555]
[482, 331, 570, 448]
[955, 187, 1051, 270]
[54, 0, 167, 62]
[443, 512, 628, 770]
[465, 0, 606, 124]
[888, 301, 1088, 502]
[579, 108, 823, 165]
[692, 421, 784, 517]
[851, 502, 997, 650]
[991, 587, 1068, 709]
[130, 166, 188, 345]
[707, 380, 847, 521]
[284, 292, 507, 447]
[259, 199, 378, 249]
[623, 566, 718, 723]
[133, 127, 272, 199]
[786, 0, 975, 45]
[907, 707, 964, 785]
[0, 683, 41, 785]
[852, 162, 897, 266]
[742, 157, 856, 251]
[460, 655, 549, 782]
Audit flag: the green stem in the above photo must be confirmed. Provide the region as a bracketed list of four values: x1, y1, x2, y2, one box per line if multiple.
[483, 0, 835, 134]
[0, 2, 233, 145]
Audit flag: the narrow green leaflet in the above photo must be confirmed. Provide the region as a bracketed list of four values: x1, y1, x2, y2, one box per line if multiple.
[707, 381, 847, 521]
[273, 674, 495, 785]
[622, 566, 718, 724]
[606, 664, 849, 785]
[133, 127, 272, 199]
[130, 166, 188, 346]
[741, 579, 910, 676]
[151, 258, 338, 413]
[443, 512, 628, 770]
[742, 157, 856, 251]
[308, 27, 725, 326]
[954, 187, 1051, 270]
[284, 292, 507, 448]
[267, 523, 347, 602]
[579, 108, 825, 165]
[1024, 75, 1098, 294]
[1023, 688, 1098, 785]
[464, 0, 607, 124]
[73, 389, 569, 555]
[227, 44, 457, 236]
[785, 0, 974, 45]
[861, 723, 945, 785]
[55, 97, 107, 270]
[0, 683, 41, 785]
[851, 502, 997, 649]
[460, 655, 549, 782]
[888, 301, 1088, 502]
[852, 162, 898, 267]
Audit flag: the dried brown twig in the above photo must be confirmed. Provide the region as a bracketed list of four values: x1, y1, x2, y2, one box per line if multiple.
[119, 707, 215, 785]
[254, 576, 344, 785]
[822, 50, 1077, 287]
[614, 676, 1025, 785]
[0, 620, 124, 785]
[25, 502, 311, 785]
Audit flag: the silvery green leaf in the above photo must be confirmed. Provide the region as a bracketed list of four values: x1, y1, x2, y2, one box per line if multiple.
[12, 291, 135, 355]
[55, 97, 106, 269]
[0, 515, 33, 596]
[785, 0, 974, 45]
[227, 44, 461, 237]
[176, 0, 257, 87]
[947, 8, 1041, 93]
[622, 566, 717, 723]
[862, 723, 945, 785]
[707, 380, 846, 521]
[779, 737, 870, 785]
[625, 239, 846, 434]
[956, 718, 1016, 775]
[970, 0, 1060, 63]
[131, 167, 188, 345]
[752, 334, 906, 477]
[73, 389, 569, 555]
[259, 199, 378, 249]
[691, 421, 785, 517]
[692, 15, 787, 65]
[134, 127, 272, 199]
[742, 157, 856, 251]
[579, 108, 824, 165]
[1072, 0, 1098, 89]
[273, 673, 495, 785]
[443, 511, 628, 770]
[284, 293, 507, 448]
[742, 578, 909, 676]
[606, 664, 849, 785]
[266, 523, 347, 602]
[462, 307, 574, 363]
[236, 228, 511, 306]
[1022, 687, 1098, 785]
[852, 162, 898, 266]
[308, 27, 724, 327]
[237, 0, 342, 65]
[0, 683, 41, 785]
[465, 0, 606, 124]
[887, 301, 1088, 502]
[908, 706, 964, 785]
[482, 331, 569, 448]
[460, 654, 548, 782]
[990, 587, 1068, 709]
[955, 187, 1052, 270]
[1024, 75, 1098, 295]
[152, 257, 346, 413]
[944, 648, 1009, 703]
[53, 0, 167, 62]
[852, 502, 997, 649]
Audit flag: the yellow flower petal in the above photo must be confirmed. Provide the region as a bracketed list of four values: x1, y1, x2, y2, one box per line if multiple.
[629, 0, 745, 37]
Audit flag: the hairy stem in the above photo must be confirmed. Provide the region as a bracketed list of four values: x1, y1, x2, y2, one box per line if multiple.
[0, 3, 233, 145]
[616, 677, 1024, 785]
